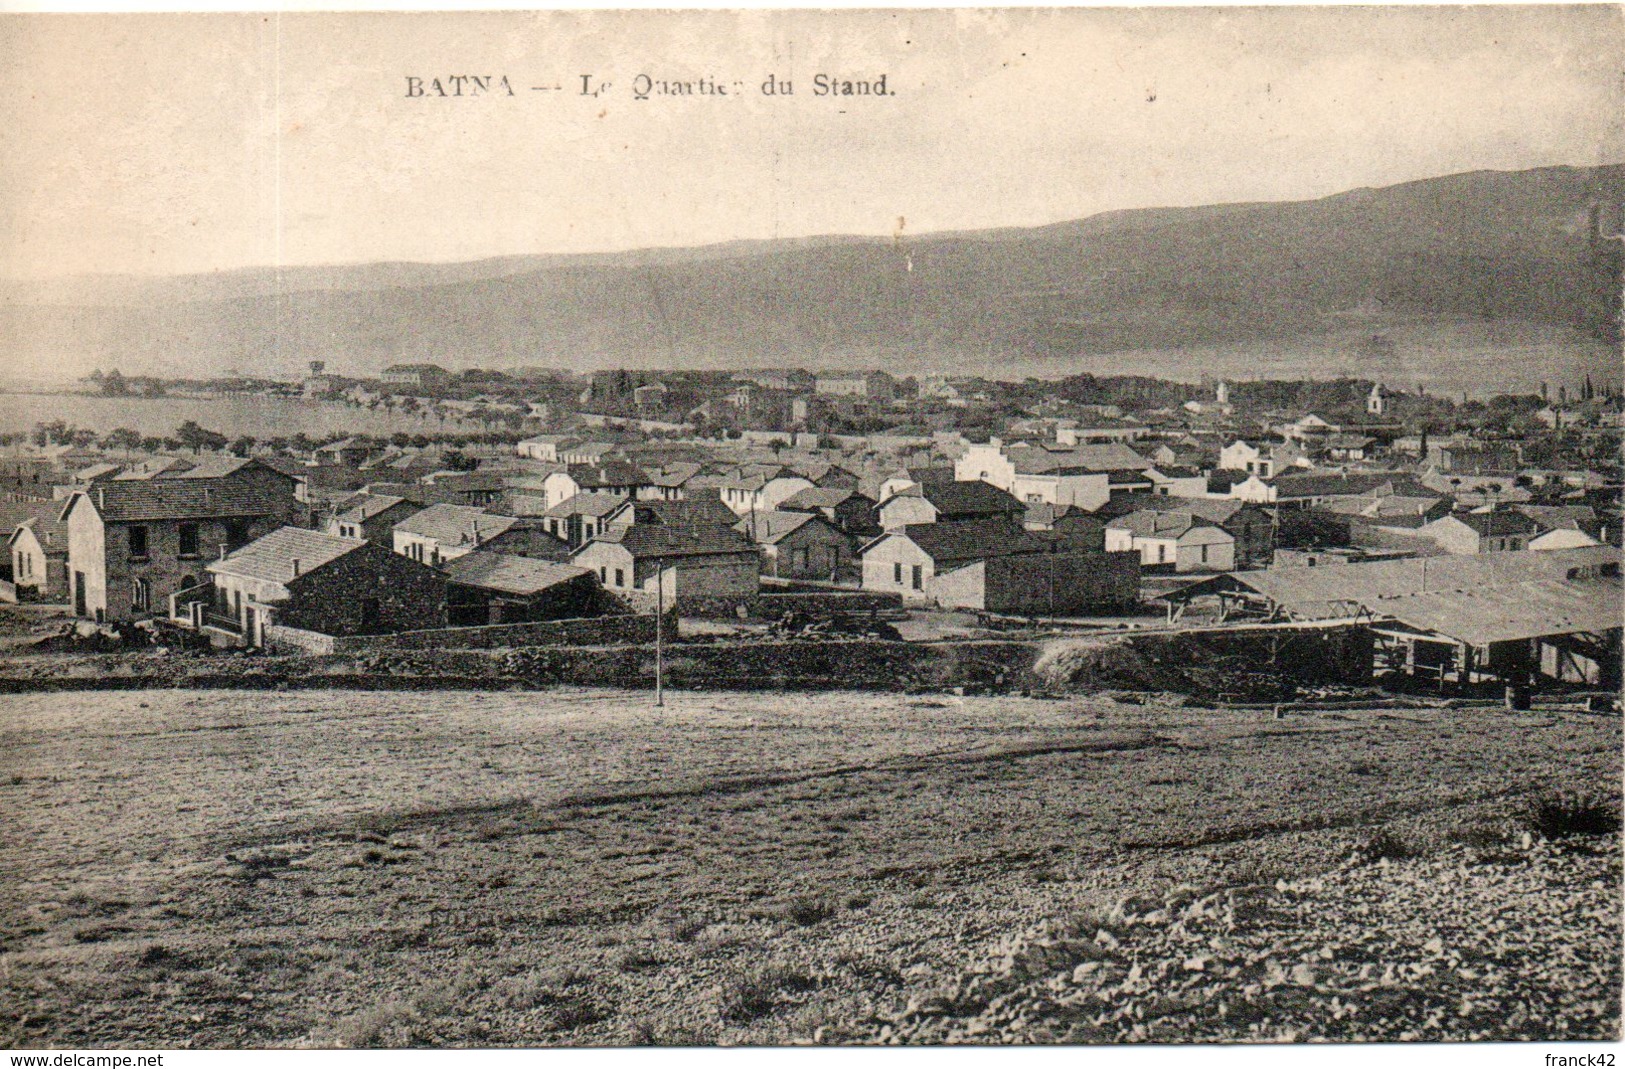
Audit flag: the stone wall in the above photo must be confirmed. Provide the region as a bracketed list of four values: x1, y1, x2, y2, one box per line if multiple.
[324, 613, 658, 651]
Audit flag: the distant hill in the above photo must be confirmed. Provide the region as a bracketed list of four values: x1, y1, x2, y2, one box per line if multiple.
[2, 164, 1620, 390]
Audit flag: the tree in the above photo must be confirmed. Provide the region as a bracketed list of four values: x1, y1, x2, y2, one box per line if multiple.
[227, 436, 257, 457]
[100, 368, 129, 397]
[32, 420, 68, 447]
[100, 427, 144, 453]
[174, 420, 228, 455]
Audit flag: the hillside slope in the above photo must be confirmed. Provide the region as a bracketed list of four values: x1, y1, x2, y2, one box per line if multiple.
[3, 164, 1619, 383]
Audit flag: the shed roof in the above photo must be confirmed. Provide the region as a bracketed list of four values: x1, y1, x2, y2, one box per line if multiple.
[1164, 545, 1621, 622]
[1379, 576, 1623, 646]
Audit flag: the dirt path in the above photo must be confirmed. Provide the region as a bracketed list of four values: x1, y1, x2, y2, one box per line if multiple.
[0, 688, 1616, 1047]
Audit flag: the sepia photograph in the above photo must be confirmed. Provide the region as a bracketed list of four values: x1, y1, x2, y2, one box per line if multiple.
[0, 3, 1621, 1054]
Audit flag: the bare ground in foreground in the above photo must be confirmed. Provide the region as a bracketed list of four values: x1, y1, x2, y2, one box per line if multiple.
[0, 687, 1617, 1047]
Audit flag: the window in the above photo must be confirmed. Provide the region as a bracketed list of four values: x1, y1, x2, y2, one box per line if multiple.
[128, 525, 149, 559]
[178, 523, 199, 558]
[894, 562, 903, 584]
[911, 565, 923, 591]
[226, 521, 249, 549]
[1200, 544, 1209, 563]
[614, 568, 625, 587]
[131, 578, 150, 612]
[600, 567, 607, 583]
[1156, 543, 1167, 564]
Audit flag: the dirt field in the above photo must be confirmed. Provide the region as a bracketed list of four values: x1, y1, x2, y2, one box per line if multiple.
[0, 688, 1618, 1047]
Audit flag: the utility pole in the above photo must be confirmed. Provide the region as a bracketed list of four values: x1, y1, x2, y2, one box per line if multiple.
[654, 556, 665, 708]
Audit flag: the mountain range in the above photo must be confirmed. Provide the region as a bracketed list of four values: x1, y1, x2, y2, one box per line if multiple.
[2, 164, 1620, 391]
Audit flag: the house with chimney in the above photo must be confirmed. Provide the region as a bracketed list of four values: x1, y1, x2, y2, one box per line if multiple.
[392, 504, 519, 566]
[60, 460, 301, 623]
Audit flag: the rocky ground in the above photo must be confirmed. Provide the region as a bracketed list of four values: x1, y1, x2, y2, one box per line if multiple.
[0, 687, 1617, 1047]
[848, 832, 1621, 1044]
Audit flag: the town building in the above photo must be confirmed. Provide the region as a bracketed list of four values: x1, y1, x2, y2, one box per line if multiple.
[571, 524, 760, 606]
[8, 508, 69, 601]
[327, 493, 422, 547]
[392, 504, 519, 565]
[1104, 510, 1237, 573]
[61, 462, 302, 623]
[442, 552, 600, 625]
[875, 480, 1025, 530]
[201, 526, 446, 646]
[379, 363, 452, 393]
[734, 510, 852, 581]
[1421, 511, 1541, 554]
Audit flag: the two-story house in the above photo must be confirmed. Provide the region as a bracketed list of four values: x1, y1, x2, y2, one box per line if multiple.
[61, 460, 301, 623]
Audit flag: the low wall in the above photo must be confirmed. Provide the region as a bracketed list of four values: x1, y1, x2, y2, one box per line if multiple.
[265, 614, 659, 654]
[331, 614, 657, 651]
[264, 624, 336, 655]
[758, 590, 904, 615]
[0, 638, 1040, 694]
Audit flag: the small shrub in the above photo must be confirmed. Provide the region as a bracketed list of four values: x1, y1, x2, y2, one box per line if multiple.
[1356, 828, 1417, 862]
[782, 895, 837, 926]
[720, 963, 817, 1023]
[541, 995, 607, 1032]
[666, 916, 708, 943]
[615, 947, 666, 973]
[316, 999, 414, 1048]
[1527, 791, 1621, 840]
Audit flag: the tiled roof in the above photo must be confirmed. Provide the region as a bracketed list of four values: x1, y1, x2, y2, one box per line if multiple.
[1167, 545, 1621, 621]
[69, 480, 290, 523]
[1009, 443, 1152, 475]
[734, 510, 820, 544]
[642, 462, 704, 488]
[779, 486, 873, 512]
[0, 501, 54, 537]
[1271, 472, 1397, 499]
[334, 493, 411, 523]
[912, 480, 1024, 516]
[393, 504, 517, 545]
[13, 508, 70, 552]
[1447, 510, 1542, 538]
[544, 492, 627, 520]
[882, 519, 1049, 565]
[1107, 510, 1201, 538]
[441, 551, 591, 595]
[208, 526, 364, 584]
[581, 523, 757, 560]
[611, 497, 739, 528]
[569, 461, 646, 488]
[1514, 505, 1599, 533]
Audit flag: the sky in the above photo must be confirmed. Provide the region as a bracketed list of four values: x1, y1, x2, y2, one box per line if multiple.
[1, 5, 1621, 279]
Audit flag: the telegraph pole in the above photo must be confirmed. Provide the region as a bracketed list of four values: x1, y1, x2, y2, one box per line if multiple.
[654, 556, 665, 708]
